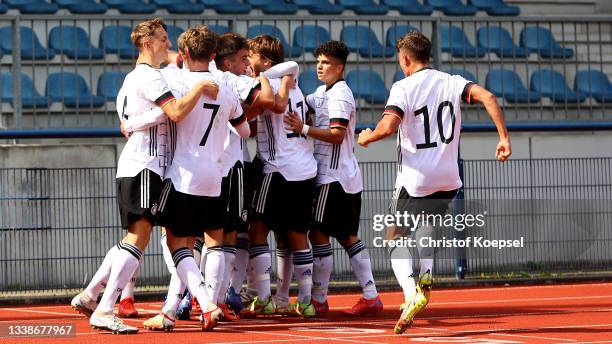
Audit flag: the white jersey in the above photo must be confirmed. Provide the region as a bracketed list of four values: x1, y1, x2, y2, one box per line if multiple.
[164, 70, 245, 197]
[385, 68, 475, 197]
[256, 79, 317, 181]
[116, 63, 175, 178]
[306, 80, 362, 194]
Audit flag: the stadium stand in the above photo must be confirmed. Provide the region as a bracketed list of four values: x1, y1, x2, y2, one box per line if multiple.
[341, 25, 395, 58]
[291, 0, 344, 15]
[247, 24, 301, 57]
[386, 24, 420, 51]
[51, 0, 108, 14]
[165, 24, 185, 51]
[0, 4, 6, 13]
[530, 69, 587, 104]
[574, 70, 612, 103]
[382, 0, 433, 15]
[45, 72, 106, 108]
[444, 68, 477, 83]
[149, 0, 205, 14]
[0, 26, 56, 60]
[101, 0, 157, 14]
[298, 69, 322, 96]
[519, 26, 574, 59]
[393, 70, 403, 83]
[99, 25, 137, 59]
[1, 73, 51, 108]
[346, 69, 388, 104]
[97, 71, 127, 102]
[293, 25, 331, 54]
[198, 0, 252, 14]
[440, 25, 487, 58]
[336, 0, 388, 15]
[48, 25, 104, 60]
[476, 26, 530, 58]
[4, 0, 58, 14]
[486, 69, 541, 103]
[424, 0, 477, 16]
[468, 0, 520, 16]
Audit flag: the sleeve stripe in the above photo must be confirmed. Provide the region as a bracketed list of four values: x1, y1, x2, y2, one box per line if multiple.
[462, 82, 476, 104]
[229, 113, 247, 126]
[329, 118, 349, 128]
[155, 91, 175, 108]
[245, 85, 261, 106]
[383, 105, 404, 119]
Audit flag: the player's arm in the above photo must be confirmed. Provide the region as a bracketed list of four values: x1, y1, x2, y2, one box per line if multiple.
[229, 95, 250, 138]
[242, 75, 274, 119]
[161, 80, 219, 123]
[285, 112, 345, 144]
[469, 84, 511, 161]
[121, 107, 166, 137]
[270, 75, 293, 113]
[357, 112, 400, 147]
[262, 61, 299, 79]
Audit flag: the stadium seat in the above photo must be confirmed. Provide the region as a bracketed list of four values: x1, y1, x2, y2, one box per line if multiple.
[382, 0, 432, 15]
[530, 69, 586, 103]
[98, 71, 127, 101]
[440, 25, 486, 58]
[247, 25, 301, 58]
[0, 4, 7, 13]
[165, 25, 185, 51]
[519, 27, 574, 59]
[468, 0, 519, 15]
[424, 0, 477, 15]
[198, 0, 251, 14]
[574, 70, 612, 103]
[207, 24, 230, 35]
[486, 69, 540, 103]
[99, 25, 137, 59]
[393, 70, 404, 82]
[46, 72, 106, 108]
[150, 0, 205, 14]
[293, 25, 331, 54]
[336, 0, 388, 14]
[51, 0, 108, 14]
[1, 73, 51, 108]
[386, 25, 420, 51]
[476, 26, 529, 58]
[444, 68, 477, 83]
[341, 25, 395, 58]
[291, 0, 343, 14]
[244, 0, 268, 8]
[346, 69, 388, 104]
[0, 26, 56, 60]
[101, 0, 156, 14]
[49, 26, 104, 60]
[260, 0, 299, 14]
[4, 0, 58, 14]
[298, 70, 323, 96]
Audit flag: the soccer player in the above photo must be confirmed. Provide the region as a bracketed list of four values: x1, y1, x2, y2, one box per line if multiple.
[70, 18, 218, 334]
[246, 35, 318, 317]
[143, 26, 250, 332]
[284, 40, 383, 316]
[357, 32, 511, 334]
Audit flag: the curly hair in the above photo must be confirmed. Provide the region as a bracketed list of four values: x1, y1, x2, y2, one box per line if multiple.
[315, 40, 349, 65]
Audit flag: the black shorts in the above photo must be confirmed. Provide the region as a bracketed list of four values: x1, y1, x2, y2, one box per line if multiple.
[389, 187, 458, 219]
[116, 169, 164, 229]
[311, 182, 362, 240]
[251, 172, 314, 233]
[157, 179, 227, 237]
[224, 161, 249, 233]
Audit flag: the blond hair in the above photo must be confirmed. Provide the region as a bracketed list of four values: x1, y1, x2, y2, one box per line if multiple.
[130, 17, 167, 49]
[178, 26, 218, 61]
[248, 34, 284, 66]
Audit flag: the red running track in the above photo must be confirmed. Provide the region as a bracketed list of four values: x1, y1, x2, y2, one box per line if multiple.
[1, 282, 611, 344]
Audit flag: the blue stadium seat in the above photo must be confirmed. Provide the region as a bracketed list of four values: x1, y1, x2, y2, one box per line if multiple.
[336, 0, 388, 14]
[346, 69, 388, 104]
[98, 71, 127, 101]
[574, 70, 612, 103]
[530, 69, 586, 103]
[0, 4, 7, 13]
[207, 24, 230, 35]
[49, 26, 104, 60]
[101, 0, 156, 13]
[1, 73, 51, 108]
[150, 0, 205, 13]
[247, 25, 301, 58]
[244, 0, 267, 8]
[198, 0, 251, 14]
[440, 25, 486, 58]
[468, 0, 519, 15]
[0, 26, 56, 60]
[4, 0, 58, 14]
[386, 25, 419, 51]
[476, 26, 529, 58]
[393, 70, 404, 82]
[444, 68, 477, 83]
[99, 25, 137, 59]
[293, 25, 331, 54]
[341, 25, 395, 58]
[424, 0, 477, 15]
[486, 69, 540, 103]
[382, 0, 432, 15]
[46, 72, 106, 108]
[165, 25, 185, 51]
[51, 0, 108, 14]
[246, 0, 298, 12]
[298, 70, 323, 96]
[291, 0, 343, 14]
[519, 27, 574, 59]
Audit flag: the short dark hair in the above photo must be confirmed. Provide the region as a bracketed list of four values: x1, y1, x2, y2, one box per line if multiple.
[215, 32, 249, 67]
[396, 32, 431, 63]
[249, 34, 284, 66]
[315, 40, 349, 65]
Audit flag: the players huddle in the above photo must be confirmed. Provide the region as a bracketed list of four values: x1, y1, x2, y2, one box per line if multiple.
[71, 18, 511, 335]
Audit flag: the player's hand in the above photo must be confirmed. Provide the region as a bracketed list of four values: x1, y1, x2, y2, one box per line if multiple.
[496, 139, 511, 162]
[201, 80, 219, 100]
[358, 128, 373, 147]
[284, 111, 303, 133]
[119, 120, 131, 139]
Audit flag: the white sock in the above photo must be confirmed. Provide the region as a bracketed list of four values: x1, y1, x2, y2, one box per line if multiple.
[120, 260, 140, 301]
[161, 272, 186, 317]
[249, 244, 271, 301]
[389, 245, 416, 303]
[274, 247, 293, 302]
[346, 240, 378, 300]
[172, 247, 210, 307]
[200, 245, 208, 275]
[161, 233, 176, 274]
[417, 225, 435, 276]
[217, 246, 236, 304]
[292, 249, 313, 304]
[246, 257, 257, 298]
[194, 237, 204, 269]
[230, 233, 249, 291]
[96, 242, 142, 314]
[312, 244, 333, 303]
[204, 246, 225, 304]
[84, 243, 119, 300]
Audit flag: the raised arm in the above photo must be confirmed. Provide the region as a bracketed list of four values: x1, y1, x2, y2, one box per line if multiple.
[270, 75, 292, 114]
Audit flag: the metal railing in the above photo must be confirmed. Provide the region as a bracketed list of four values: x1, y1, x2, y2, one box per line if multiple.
[1, 158, 611, 295]
[0, 15, 611, 130]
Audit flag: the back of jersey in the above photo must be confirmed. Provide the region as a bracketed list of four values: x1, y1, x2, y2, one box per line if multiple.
[385, 68, 474, 197]
[165, 70, 243, 197]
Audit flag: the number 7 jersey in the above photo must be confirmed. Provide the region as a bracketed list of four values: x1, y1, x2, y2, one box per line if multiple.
[384, 68, 475, 197]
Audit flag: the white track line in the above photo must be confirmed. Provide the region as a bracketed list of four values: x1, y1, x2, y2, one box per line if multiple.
[222, 326, 383, 344]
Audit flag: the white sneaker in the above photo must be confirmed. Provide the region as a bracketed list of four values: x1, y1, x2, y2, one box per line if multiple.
[90, 312, 138, 334]
[71, 292, 98, 318]
[272, 295, 289, 315]
[143, 310, 176, 331]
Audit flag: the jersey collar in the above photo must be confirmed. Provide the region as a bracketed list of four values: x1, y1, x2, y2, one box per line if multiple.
[413, 66, 433, 75]
[191, 70, 210, 73]
[325, 78, 344, 92]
